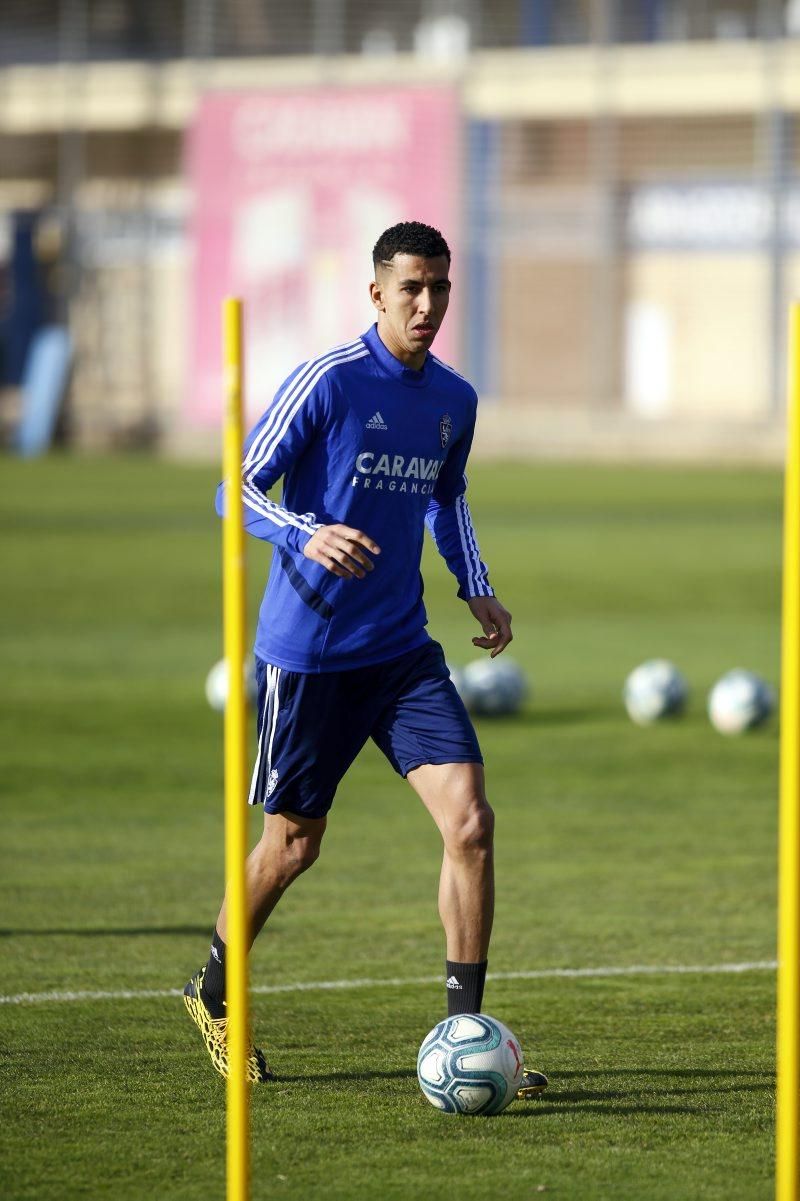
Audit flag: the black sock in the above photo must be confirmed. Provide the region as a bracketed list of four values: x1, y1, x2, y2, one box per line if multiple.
[200, 929, 226, 1018]
[446, 959, 488, 1016]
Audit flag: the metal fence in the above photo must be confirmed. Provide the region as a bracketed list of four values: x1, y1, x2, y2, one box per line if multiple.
[1, 0, 797, 62]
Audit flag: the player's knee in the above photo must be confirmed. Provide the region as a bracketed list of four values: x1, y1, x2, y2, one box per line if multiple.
[446, 800, 494, 859]
[285, 829, 323, 878]
[256, 817, 325, 884]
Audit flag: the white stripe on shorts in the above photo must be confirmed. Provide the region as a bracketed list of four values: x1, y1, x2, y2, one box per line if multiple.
[266, 667, 282, 781]
[248, 665, 276, 806]
[248, 665, 283, 807]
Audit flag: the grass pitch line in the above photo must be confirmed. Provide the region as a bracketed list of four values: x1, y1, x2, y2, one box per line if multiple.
[0, 959, 777, 1007]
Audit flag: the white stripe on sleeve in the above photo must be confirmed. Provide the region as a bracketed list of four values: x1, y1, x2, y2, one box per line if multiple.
[243, 340, 366, 480]
[245, 345, 369, 486]
[455, 492, 492, 597]
[242, 481, 320, 536]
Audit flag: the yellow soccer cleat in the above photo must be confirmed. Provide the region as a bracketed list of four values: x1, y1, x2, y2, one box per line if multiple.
[516, 1068, 549, 1100]
[183, 968, 275, 1084]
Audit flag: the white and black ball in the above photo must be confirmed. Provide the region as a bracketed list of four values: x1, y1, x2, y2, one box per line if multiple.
[417, 1013, 525, 1116]
[707, 669, 774, 735]
[462, 658, 528, 717]
[204, 658, 258, 713]
[446, 662, 470, 706]
[623, 659, 688, 725]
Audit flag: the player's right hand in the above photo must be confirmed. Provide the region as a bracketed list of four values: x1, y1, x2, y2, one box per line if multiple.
[303, 524, 381, 580]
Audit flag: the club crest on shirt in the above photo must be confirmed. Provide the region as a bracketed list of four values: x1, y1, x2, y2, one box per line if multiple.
[440, 413, 453, 448]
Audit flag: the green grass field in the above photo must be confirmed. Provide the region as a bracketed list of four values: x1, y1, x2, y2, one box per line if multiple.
[0, 457, 781, 1200]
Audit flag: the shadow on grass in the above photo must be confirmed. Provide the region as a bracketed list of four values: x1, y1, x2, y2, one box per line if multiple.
[504, 1102, 701, 1117]
[555, 1068, 773, 1081]
[503, 1066, 773, 1118]
[271, 1065, 772, 1122]
[278, 1069, 418, 1085]
[0, 926, 212, 938]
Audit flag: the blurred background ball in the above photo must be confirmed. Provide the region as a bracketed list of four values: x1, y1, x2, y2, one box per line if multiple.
[417, 1013, 525, 1116]
[461, 658, 527, 717]
[446, 663, 470, 706]
[204, 658, 258, 713]
[707, 669, 774, 735]
[623, 659, 688, 725]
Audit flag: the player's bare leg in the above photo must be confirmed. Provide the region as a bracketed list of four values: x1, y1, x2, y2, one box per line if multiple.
[408, 760, 547, 1099]
[216, 810, 327, 947]
[407, 761, 494, 964]
[183, 810, 325, 1082]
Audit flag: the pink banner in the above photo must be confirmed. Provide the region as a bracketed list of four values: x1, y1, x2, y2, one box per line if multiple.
[186, 86, 461, 426]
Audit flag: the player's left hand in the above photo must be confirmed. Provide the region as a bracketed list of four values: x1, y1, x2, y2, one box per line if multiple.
[467, 596, 513, 658]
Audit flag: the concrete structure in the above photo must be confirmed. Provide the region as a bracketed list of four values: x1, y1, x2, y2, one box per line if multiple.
[1, 33, 798, 459]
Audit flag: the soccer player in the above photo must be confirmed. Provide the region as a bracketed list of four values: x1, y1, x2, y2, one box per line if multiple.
[184, 221, 547, 1099]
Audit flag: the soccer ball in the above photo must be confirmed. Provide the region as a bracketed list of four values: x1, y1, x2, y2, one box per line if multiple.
[417, 1013, 525, 1116]
[461, 658, 528, 716]
[204, 658, 258, 713]
[446, 662, 470, 705]
[623, 659, 687, 725]
[707, 669, 774, 735]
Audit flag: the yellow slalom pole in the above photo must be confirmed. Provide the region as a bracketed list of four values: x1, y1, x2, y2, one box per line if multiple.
[777, 302, 800, 1201]
[222, 297, 250, 1201]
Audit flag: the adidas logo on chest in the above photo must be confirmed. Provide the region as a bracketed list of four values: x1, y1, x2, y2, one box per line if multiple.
[365, 411, 388, 430]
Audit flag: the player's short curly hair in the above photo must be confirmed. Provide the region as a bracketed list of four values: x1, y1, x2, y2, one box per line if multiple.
[372, 222, 451, 269]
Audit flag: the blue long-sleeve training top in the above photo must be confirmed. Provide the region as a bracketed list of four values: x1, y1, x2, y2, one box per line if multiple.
[216, 322, 493, 673]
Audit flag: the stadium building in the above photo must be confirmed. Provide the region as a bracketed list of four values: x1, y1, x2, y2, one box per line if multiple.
[0, 0, 798, 459]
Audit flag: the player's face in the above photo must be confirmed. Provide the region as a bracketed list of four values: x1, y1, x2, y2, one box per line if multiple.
[370, 254, 451, 369]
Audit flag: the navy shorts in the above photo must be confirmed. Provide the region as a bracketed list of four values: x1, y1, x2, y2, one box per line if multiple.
[248, 640, 483, 819]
